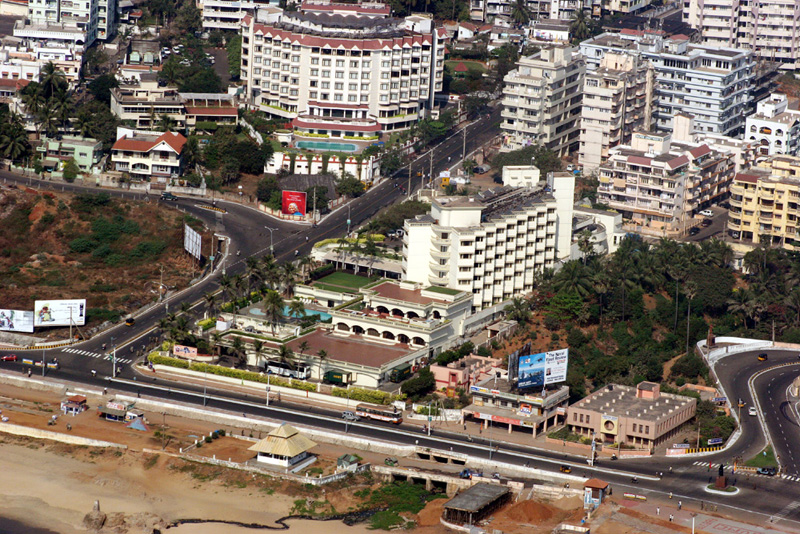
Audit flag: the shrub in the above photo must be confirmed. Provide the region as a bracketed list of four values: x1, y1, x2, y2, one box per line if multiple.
[69, 237, 96, 253]
[331, 387, 398, 405]
[309, 263, 335, 281]
[62, 158, 80, 183]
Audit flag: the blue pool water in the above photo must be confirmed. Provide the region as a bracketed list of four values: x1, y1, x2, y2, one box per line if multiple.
[247, 306, 330, 321]
[296, 140, 358, 152]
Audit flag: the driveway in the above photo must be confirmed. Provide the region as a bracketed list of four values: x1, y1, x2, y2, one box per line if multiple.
[684, 206, 728, 242]
[208, 47, 231, 86]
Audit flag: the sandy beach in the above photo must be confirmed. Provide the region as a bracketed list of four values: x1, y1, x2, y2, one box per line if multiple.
[0, 437, 378, 534]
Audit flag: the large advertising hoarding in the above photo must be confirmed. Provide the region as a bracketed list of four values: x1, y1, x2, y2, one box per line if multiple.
[34, 299, 86, 327]
[184, 224, 202, 260]
[0, 309, 35, 333]
[517, 348, 569, 389]
[281, 190, 307, 216]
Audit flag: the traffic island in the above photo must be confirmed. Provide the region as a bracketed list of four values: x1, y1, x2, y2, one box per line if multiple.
[705, 484, 740, 495]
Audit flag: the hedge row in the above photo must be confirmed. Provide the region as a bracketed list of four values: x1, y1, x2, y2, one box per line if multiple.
[309, 263, 336, 281]
[312, 235, 387, 250]
[198, 318, 215, 331]
[147, 354, 317, 392]
[331, 386, 401, 405]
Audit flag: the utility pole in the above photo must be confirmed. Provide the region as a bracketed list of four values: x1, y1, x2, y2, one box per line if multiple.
[407, 164, 412, 198]
[463, 124, 467, 162]
[347, 204, 352, 237]
[312, 188, 317, 227]
[428, 148, 433, 189]
[264, 227, 275, 256]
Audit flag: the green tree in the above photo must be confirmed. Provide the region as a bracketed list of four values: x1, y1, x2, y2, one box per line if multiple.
[262, 289, 284, 333]
[62, 158, 80, 182]
[227, 34, 242, 79]
[87, 74, 119, 104]
[569, 9, 591, 43]
[504, 297, 531, 325]
[510, 0, 530, 23]
[336, 172, 366, 197]
[286, 298, 306, 321]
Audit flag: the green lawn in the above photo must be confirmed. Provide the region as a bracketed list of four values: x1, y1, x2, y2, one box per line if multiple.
[445, 59, 487, 74]
[745, 446, 777, 468]
[425, 285, 461, 296]
[315, 272, 377, 290]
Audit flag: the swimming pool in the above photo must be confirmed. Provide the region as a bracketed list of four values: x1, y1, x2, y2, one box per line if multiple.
[296, 140, 358, 152]
[246, 306, 331, 321]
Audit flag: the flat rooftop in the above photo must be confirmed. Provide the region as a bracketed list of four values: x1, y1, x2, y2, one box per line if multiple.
[369, 282, 448, 305]
[444, 483, 509, 513]
[285, 328, 412, 369]
[574, 384, 695, 420]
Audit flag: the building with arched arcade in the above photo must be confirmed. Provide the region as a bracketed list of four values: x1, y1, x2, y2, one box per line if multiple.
[745, 93, 800, 160]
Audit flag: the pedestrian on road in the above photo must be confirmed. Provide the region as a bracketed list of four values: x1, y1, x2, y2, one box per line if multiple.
[678, 501, 682, 510]
[669, 514, 673, 522]
[656, 507, 660, 516]
[669, 492, 673, 499]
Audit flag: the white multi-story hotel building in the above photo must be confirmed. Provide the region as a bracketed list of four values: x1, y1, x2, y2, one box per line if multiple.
[578, 51, 655, 173]
[239, 4, 446, 137]
[580, 33, 755, 137]
[500, 45, 585, 157]
[683, 0, 800, 68]
[744, 93, 800, 159]
[26, 0, 116, 44]
[403, 175, 574, 310]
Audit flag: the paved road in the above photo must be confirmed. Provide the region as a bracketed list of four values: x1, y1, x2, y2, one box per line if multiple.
[752, 363, 800, 477]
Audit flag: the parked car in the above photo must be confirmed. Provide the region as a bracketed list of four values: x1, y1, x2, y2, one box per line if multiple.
[748, 406, 757, 416]
[0, 354, 18, 361]
[689, 227, 701, 236]
[757, 467, 777, 476]
[342, 411, 360, 422]
[244, 326, 255, 333]
[701, 218, 713, 227]
[473, 164, 491, 174]
[758, 353, 768, 361]
[699, 209, 714, 217]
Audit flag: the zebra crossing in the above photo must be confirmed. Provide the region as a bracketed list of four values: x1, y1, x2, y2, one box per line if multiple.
[691, 460, 800, 481]
[61, 347, 132, 365]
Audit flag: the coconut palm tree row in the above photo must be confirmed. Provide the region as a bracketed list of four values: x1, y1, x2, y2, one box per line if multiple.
[21, 62, 74, 140]
[0, 111, 31, 168]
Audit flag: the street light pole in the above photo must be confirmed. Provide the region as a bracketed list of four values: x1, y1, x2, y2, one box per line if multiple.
[347, 204, 351, 237]
[264, 226, 276, 256]
[111, 337, 116, 378]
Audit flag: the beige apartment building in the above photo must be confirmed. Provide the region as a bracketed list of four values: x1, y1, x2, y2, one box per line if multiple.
[239, 5, 446, 137]
[501, 45, 585, 157]
[728, 155, 800, 248]
[578, 51, 654, 173]
[596, 130, 736, 237]
[568, 382, 696, 449]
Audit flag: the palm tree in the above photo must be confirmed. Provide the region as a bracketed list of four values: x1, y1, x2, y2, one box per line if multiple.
[504, 297, 530, 325]
[51, 86, 72, 134]
[252, 339, 265, 367]
[183, 135, 200, 171]
[577, 229, 593, 265]
[550, 261, 592, 298]
[204, 292, 217, 316]
[298, 340, 309, 358]
[287, 298, 306, 322]
[39, 62, 67, 99]
[362, 236, 380, 276]
[317, 349, 328, 379]
[337, 236, 350, 270]
[592, 271, 612, 324]
[785, 290, 800, 327]
[569, 9, 591, 43]
[157, 113, 177, 132]
[36, 103, 59, 139]
[210, 332, 223, 355]
[231, 336, 247, 368]
[509, 1, 530, 24]
[299, 255, 314, 282]
[262, 289, 284, 334]
[281, 262, 299, 297]
[277, 343, 295, 369]
[245, 256, 262, 295]
[684, 280, 697, 355]
[0, 125, 30, 168]
[219, 274, 233, 304]
[727, 289, 753, 329]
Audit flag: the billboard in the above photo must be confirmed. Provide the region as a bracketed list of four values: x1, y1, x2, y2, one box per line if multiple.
[281, 190, 307, 216]
[34, 300, 86, 327]
[184, 224, 202, 261]
[0, 309, 35, 333]
[173, 345, 198, 358]
[517, 348, 569, 389]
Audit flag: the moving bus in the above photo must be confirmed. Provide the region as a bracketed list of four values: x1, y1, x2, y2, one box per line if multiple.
[355, 403, 403, 424]
[264, 361, 310, 380]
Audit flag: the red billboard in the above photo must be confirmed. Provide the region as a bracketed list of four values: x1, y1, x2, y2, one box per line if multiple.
[281, 190, 307, 216]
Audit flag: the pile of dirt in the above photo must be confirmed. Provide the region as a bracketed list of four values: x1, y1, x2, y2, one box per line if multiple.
[552, 495, 584, 511]
[416, 497, 447, 526]
[505, 500, 556, 524]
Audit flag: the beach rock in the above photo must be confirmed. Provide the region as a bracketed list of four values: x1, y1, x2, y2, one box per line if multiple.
[83, 509, 107, 531]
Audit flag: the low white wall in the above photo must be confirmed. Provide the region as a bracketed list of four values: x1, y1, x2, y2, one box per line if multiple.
[0, 421, 127, 449]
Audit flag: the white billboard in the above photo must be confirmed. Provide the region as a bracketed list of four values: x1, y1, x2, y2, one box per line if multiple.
[34, 300, 86, 327]
[184, 224, 202, 260]
[544, 348, 568, 385]
[0, 309, 35, 333]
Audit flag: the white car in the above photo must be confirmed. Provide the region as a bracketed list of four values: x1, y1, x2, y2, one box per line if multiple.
[748, 406, 757, 416]
[699, 209, 714, 218]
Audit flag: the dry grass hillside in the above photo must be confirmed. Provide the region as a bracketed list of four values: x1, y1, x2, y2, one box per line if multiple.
[0, 185, 207, 335]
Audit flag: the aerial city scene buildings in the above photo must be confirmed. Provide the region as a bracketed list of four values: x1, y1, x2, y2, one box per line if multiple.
[2, 0, 800, 531]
